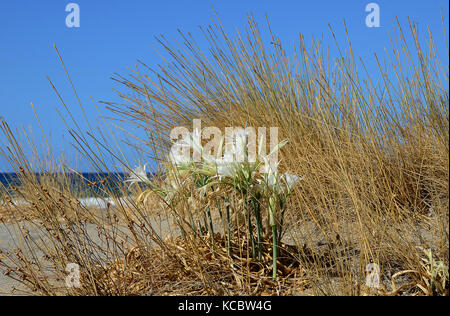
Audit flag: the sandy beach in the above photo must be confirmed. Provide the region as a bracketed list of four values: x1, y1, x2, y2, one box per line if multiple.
[0, 222, 105, 295]
[0, 204, 176, 295]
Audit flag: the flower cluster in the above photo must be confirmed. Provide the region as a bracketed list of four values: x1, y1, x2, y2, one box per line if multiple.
[125, 127, 304, 280]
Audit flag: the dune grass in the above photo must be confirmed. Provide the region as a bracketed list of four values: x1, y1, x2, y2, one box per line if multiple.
[0, 13, 448, 296]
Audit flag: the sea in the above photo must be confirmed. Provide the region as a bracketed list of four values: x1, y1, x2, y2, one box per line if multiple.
[0, 172, 129, 209]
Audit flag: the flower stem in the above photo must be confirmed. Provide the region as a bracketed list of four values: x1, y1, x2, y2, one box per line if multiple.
[226, 204, 231, 256]
[244, 199, 256, 259]
[207, 207, 215, 251]
[272, 224, 278, 281]
[252, 198, 263, 261]
[278, 200, 286, 243]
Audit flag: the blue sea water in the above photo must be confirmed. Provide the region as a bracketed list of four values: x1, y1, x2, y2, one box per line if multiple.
[0, 172, 128, 197]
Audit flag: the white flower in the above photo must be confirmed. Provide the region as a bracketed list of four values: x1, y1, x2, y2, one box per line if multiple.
[281, 173, 303, 192]
[214, 159, 237, 179]
[209, 129, 252, 180]
[124, 164, 150, 187]
[261, 158, 303, 194]
[169, 147, 191, 167]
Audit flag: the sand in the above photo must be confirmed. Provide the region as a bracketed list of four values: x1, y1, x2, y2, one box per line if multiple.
[0, 209, 175, 295]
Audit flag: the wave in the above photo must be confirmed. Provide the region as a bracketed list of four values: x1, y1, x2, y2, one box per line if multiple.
[4, 197, 122, 210]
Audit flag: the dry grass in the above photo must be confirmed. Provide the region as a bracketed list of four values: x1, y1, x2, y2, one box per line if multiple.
[0, 13, 448, 296]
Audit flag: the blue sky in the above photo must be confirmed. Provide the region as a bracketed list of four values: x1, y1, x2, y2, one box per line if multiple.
[0, 0, 448, 172]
